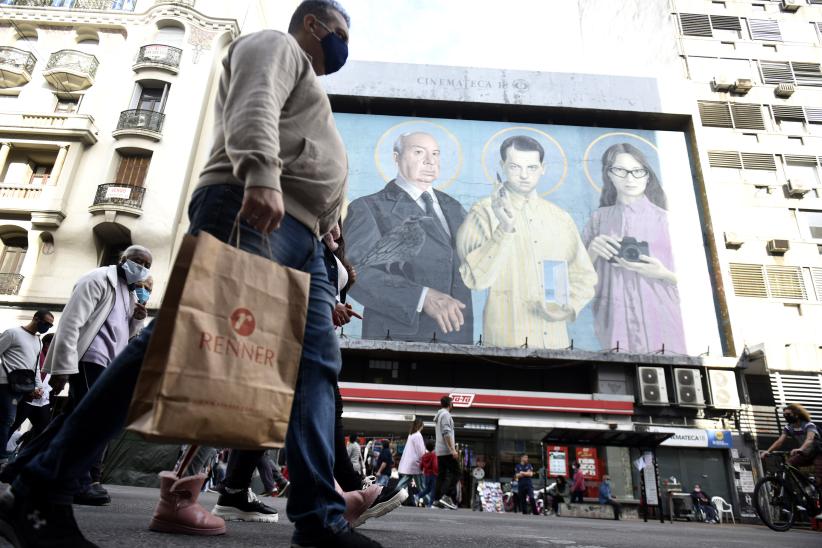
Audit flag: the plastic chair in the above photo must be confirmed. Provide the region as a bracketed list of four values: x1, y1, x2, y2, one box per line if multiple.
[711, 496, 735, 524]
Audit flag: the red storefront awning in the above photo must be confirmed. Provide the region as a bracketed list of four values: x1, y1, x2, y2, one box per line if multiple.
[339, 385, 634, 415]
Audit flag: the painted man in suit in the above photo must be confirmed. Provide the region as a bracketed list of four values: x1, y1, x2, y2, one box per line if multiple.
[345, 131, 473, 343]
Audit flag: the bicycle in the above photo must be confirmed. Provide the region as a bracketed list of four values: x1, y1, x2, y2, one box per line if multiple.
[753, 451, 820, 532]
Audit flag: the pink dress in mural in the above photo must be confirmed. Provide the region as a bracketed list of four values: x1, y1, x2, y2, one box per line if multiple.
[582, 196, 686, 354]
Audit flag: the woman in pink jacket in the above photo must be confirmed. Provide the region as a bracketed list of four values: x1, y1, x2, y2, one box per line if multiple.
[571, 461, 585, 503]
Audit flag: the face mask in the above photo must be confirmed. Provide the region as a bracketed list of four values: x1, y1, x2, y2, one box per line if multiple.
[36, 321, 51, 334]
[783, 413, 796, 423]
[121, 259, 150, 285]
[134, 287, 151, 305]
[313, 19, 348, 75]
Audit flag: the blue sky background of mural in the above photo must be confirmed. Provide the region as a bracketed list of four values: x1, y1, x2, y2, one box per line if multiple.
[336, 113, 721, 354]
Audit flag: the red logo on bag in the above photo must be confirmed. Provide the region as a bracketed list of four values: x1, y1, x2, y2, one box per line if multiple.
[230, 308, 256, 337]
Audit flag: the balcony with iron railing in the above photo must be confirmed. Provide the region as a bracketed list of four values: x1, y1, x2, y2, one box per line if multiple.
[0, 46, 36, 88]
[89, 183, 145, 215]
[43, 49, 99, 91]
[0, 273, 24, 296]
[2, 1, 137, 11]
[112, 109, 165, 141]
[133, 44, 182, 74]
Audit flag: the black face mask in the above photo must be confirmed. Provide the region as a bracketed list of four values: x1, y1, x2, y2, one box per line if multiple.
[783, 413, 797, 423]
[36, 321, 51, 334]
[313, 19, 348, 75]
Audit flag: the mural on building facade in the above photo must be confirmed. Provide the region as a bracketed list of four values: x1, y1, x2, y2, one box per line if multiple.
[338, 115, 718, 355]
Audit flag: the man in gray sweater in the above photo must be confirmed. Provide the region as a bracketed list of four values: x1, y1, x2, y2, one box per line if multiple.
[434, 395, 460, 510]
[0, 2, 379, 548]
[0, 310, 52, 459]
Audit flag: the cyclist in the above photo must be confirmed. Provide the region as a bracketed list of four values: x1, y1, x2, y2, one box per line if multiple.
[762, 403, 822, 519]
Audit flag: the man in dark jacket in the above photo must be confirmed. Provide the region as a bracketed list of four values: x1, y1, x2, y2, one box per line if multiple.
[345, 131, 473, 344]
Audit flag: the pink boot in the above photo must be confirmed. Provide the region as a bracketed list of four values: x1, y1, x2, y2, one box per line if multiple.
[149, 472, 226, 536]
[337, 481, 382, 526]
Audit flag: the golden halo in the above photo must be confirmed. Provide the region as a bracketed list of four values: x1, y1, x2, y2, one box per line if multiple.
[582, 132, 659, 193]
[481, 126, 568, 197]
[373, 120, 463, 191]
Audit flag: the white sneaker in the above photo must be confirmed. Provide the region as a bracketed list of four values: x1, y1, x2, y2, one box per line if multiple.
[439, 496, 457, 510]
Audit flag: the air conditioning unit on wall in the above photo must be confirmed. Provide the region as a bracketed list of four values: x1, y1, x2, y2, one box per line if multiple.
[787, 179, 812, 197]
[708, 370, 741, 409]
[724, 232, 744, 248]
[711, 75, 734, 92]
[673, 368, 705, 407]
[775, 83, 796, 98]
[780, 0, 804, 13]
[732, 79, 753, 94]
[637, 367, 669, 406]
[767, 239, 790, 254]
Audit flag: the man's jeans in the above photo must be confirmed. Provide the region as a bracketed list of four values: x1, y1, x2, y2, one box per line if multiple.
[14, 184, 348, 543]
[0, 384, 19, 459]
[435, 454, 460, 501]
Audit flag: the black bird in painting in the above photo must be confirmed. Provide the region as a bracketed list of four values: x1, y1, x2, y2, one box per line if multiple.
[357, 216, 428, 270]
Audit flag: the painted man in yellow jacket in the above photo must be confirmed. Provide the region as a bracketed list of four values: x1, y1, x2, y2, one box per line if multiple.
[457, 135, 597, 349]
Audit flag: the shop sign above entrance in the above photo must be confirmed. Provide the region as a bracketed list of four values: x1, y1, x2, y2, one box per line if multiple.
[449, 393, 475, 408]
[652, 427, 733, 448]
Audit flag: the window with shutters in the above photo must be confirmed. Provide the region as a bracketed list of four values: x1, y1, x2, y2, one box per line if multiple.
[730, 263, 768, 297]
[772, 105, 806, 133]
[730, 263, 808, 300]
[678, 13, 742, 38]
[709, 151, 779, 184]
[699, 101, 733, 127]
[699, 102, 765, 130]
[767, 266, 807, 300]
[679, 13, 712, 36]
[784, 155, 820, 187]
[792, 62, 822, 87]
[749, 19, 782, 42]
[114, 152, 151, 187]
[806, 108, 822, 124]
[811, 267, 822, 300]
[741, 152, 777, 170]
[799, 210, 822, 240]
[732, 103, 766, 130]
[762, 61, 822, 87]
[0, 230, 27, 275]
[760, 60, 793, 84]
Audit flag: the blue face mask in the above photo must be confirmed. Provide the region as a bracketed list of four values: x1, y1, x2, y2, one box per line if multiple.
[314, 19, 348, 75]
[134, 287, 151, 305]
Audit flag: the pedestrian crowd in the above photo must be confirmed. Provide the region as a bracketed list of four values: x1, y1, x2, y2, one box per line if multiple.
[0, 1, 819, 547]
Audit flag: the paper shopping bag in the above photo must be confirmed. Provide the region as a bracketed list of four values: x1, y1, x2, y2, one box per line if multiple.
[127, 230, 310, 449]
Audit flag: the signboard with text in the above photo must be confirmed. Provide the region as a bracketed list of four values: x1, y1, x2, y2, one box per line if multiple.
[575, 447, 600, 481]
[449, 393, 475, 408]
[547, 445, 568, 477]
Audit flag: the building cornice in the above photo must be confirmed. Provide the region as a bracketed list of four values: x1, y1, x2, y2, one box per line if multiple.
[0, 2, 240, 40]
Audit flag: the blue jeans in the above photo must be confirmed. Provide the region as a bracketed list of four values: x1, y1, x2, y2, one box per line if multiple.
[376, 474, 390, 487]
[0, 384, 20, 459]
[15, 184, 347, 543]
[418, 474, 437, 506]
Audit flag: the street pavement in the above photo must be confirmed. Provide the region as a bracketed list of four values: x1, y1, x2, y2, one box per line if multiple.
[6, 485, 820, 547]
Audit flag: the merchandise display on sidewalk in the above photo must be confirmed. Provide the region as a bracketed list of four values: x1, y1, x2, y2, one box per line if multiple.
[477, 481, 504, 513]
